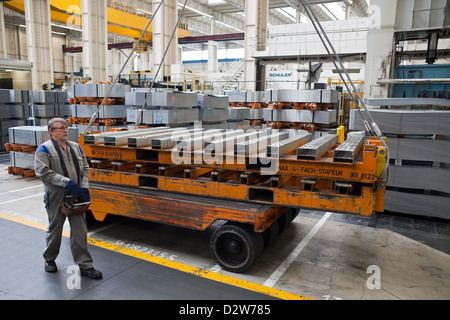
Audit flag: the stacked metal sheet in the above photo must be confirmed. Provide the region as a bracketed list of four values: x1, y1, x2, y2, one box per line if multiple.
[350, 108, 450, 135]
[197, 94, 228, 109]
[125, 90, 199, 127]
[0, 89, 31, 151]
[125, 89, 150, 106]
[263, 109, 337, 125]
[227, 107, 250, 130]
[197, 94, 229, 129]
[151, 91, 198, 108]
[7, 126, 79, 174]
[142, 108, 199, 126]
[272, 89, 321, 103]
[350, 106, 450, 219]
[246, 91, 265, 103]
[223, 91, 247, 104]
[8, 125, 79, 146]
[70, 84, 131, 132]
[266, 89, 339, 104]
[249, 108, 264, 121]
[73, 83, 131, 98]
[0, 89, 76, 150]
[30, 91, 71, 126]
[72, 104, 127, 119]
[10, 151, 36, 170]
[125, 89, 152, 126]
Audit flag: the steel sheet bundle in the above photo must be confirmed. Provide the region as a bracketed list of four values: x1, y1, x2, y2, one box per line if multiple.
[350, 106, 450, 219]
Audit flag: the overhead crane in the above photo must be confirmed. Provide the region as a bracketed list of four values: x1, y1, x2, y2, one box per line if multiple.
[79, 127, 387, 272]
[4, 0, 191, 40]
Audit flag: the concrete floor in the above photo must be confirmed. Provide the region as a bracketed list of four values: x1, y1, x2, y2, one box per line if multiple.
[1, 152, 449, 300]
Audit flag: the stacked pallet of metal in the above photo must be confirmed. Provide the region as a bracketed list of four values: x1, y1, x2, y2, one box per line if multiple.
[70, 83, 131, 132]
[246, 91, 266, 128]
[125, 89, 199, 128]
[350, 98, 450, 219]
[6, 125, 79, 177]
[30, 91, 71, 126]
[0, 89, 29, 151]
[263, 89, 339, 133]
[223, 91, 251, 130]
[197, 94, 229, 129]
[80, 126, 387, 216]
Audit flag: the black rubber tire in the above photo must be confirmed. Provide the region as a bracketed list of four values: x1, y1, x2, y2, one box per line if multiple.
[277, 209, 291, 234]
[210, 222, 264, 273]
[262, 220, 279, 249]
[290, 208, 299, 222]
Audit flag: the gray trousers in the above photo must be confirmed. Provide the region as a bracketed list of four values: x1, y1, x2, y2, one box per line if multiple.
[43, 188, 93, 269]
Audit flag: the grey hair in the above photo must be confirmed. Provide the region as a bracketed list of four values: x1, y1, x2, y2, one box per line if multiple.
[48, 118, 69, 130]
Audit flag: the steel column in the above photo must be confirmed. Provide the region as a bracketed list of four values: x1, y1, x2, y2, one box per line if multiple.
[24, 0, 53, 90]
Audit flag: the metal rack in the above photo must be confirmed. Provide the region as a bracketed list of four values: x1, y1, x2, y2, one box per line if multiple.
[81, 127, 386, 217]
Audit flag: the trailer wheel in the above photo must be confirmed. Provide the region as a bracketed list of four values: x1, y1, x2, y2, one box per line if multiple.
[290, 208, 299, 222]
[262, 220, 279, 249]
[277, 209, 291, 234]
[210, 222, 264, 273]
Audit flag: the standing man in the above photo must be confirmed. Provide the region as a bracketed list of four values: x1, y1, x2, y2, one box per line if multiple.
[34, 118, 102, 279]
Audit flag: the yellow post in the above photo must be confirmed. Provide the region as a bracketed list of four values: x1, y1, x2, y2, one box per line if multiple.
[337, 126, 345, 143]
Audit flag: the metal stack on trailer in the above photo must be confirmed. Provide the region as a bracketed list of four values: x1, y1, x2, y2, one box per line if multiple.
[79, 126, 387, 272]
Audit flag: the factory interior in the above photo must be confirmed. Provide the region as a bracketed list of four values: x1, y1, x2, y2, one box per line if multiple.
[0, 0, 449, 304]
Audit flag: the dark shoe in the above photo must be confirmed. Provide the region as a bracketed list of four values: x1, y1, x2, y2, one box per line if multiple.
[45, 261, 57, 273]
[80, 267, 102, 279]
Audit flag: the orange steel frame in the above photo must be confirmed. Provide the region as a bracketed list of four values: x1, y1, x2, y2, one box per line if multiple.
[81, 135, 386, 229]
[88, 184, 289, 233]
[80, 136, 384, 184]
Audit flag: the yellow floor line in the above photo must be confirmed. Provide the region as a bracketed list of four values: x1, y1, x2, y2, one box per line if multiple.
[0, 211, 312, 300]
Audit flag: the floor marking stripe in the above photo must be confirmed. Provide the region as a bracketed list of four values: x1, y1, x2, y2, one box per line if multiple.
[87, 219, 125, 237]
[0, 211, 312, 301]
[264, 212, 332, 288]
[0, 184, 43, 195]
[0, 192, 44, 205]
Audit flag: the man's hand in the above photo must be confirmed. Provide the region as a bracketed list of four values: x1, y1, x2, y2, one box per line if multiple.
[81, 188, 91, 202]
[65, 180, 83, 198]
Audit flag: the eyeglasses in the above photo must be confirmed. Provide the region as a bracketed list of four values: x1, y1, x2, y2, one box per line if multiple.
[52, 126, 69, 130]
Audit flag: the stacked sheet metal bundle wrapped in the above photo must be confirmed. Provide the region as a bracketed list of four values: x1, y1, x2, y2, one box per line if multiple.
[263, 89, 338, 128]
[140, 91, 199, 127]
[126, 89, 199, 128]
[197, 94, 229, 129]
[30, 91, 71, 126]
[350, 103, 450, 219]
[223, 91, 247, 105]
[8, 125, 79, 146]
[223, 91, 250, 130]
[125, 88, 152, 127]
[7, 125, 79, 175]
[70, 83, 130, 132]
[227, 107, 250, 129]
[0, 89, 29, 150]
[246, 91, 265, 128]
